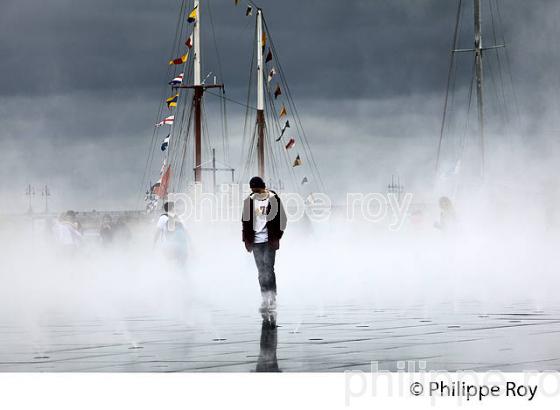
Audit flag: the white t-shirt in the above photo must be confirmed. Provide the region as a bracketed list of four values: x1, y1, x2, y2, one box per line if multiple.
[253, 192, 271, 243]
[156, 214, 170, 243]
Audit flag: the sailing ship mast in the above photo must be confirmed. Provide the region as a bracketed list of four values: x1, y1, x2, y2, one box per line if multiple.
[436, 0, 506, 180]
[143, 1, 325, 209]
[473, 0, 485, 177]
[175, 0, 223, 185]
[239, 6, 325, 195]
[256, 8, 266, 179]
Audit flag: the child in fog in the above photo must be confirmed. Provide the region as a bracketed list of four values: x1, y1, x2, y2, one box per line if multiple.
[154, 201, 188, 266]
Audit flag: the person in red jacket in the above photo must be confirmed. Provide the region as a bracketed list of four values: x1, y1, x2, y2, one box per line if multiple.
[242, 176, 287, 311]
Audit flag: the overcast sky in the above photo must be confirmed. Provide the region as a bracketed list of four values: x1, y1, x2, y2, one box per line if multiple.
[1, 0, 559, 212]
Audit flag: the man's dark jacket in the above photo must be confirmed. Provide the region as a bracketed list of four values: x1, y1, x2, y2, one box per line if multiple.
[242, 190, 287, 251]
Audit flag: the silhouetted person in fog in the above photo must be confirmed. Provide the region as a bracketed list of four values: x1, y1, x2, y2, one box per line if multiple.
[256, 312, 280, 372]
[99, 214, 113, 246]
[435, 196, 456, 232]
[53, 211, 83, 253]
[242, 176, 287, 312]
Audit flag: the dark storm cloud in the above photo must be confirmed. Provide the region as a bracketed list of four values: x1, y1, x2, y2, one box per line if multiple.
[1, 0, 560, 211]
[1, 0, 558, 103]
[0, 0, 538, 99]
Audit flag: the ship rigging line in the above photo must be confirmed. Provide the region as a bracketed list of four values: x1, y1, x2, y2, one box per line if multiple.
[459, 60, 476, 162]
[240, 23, 257, 183]
[205, 90, 257, 110]
[489, 0, 509, 126]
[137, 0, 188, 208]
[262, 14, 326, 193]
[495, 0, 521, 121]
[206, 0, 230, 163]
[435, 0, 463, 174]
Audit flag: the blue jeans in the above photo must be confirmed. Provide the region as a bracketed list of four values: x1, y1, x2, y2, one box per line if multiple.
[253, 243, 277, 293]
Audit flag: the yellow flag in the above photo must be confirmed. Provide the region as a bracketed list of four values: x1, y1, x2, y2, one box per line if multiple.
[166, 94, 179, 108]
[279, 104, 287, 118]
[187, 5, 198, 23]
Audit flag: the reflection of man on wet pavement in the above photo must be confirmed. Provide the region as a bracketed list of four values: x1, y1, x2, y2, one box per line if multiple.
[256, 313, 280, 372]
[242, 176, 287, 312]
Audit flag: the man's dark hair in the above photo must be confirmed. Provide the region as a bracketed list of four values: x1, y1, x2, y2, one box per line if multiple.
[163, 202, 174, 213]
[249, 176, 266, 189]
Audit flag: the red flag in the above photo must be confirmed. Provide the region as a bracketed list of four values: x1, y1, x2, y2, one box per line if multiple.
[285, 138, 295, 150]
[154, 166, 171, 198]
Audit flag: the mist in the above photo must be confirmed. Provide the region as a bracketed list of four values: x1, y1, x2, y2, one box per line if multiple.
[1, 0, 560, 372]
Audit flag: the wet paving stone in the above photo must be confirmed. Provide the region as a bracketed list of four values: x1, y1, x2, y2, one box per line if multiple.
[1, 302, 559, 372]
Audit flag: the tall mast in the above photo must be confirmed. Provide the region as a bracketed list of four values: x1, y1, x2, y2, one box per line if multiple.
[175, 0, 224, 186]
[474, 0, 485, 177]
[256, 9, 266, 179]
[193, 0, 201, 86]
[193, 0, 203, 183]
[164, 0, 228, 192]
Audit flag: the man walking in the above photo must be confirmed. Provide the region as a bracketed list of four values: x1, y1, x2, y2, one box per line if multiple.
[242, 176, 287, 311]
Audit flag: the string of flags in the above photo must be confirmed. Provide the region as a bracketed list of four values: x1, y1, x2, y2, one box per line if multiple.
[150, 5, 198, 204]
[258, 23, 304, 173]
[230, 1, 306, 175]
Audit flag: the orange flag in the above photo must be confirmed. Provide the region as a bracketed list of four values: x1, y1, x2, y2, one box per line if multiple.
[169, 52, 188, 65]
